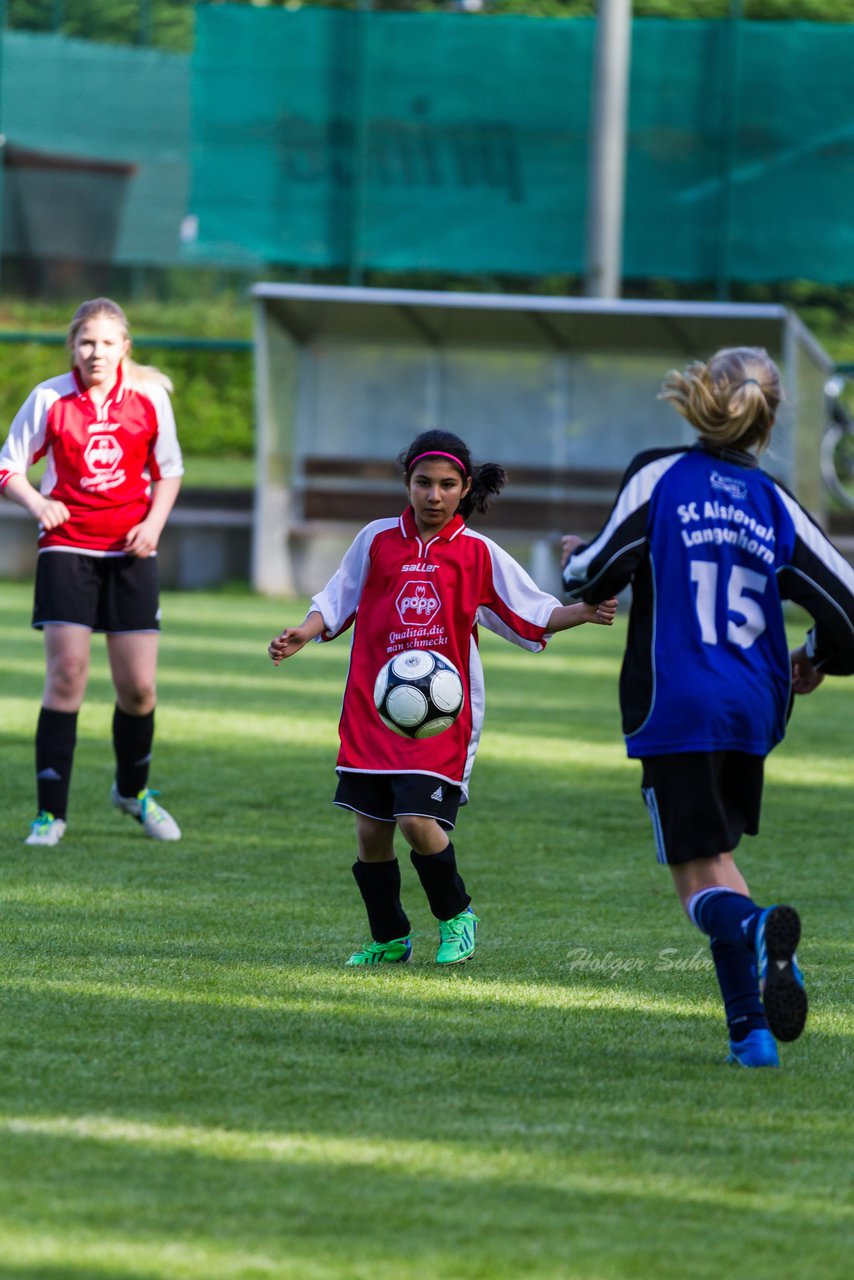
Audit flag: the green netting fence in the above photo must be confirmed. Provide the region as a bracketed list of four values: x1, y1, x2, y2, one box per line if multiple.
[2, 9, 853, 284]
[187, 6, 854, 284]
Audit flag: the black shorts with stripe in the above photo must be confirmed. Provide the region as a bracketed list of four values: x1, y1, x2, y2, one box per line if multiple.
[32, 550, 161, 633]
[640, 751, 765, 866]
[334, 770, 463, 831]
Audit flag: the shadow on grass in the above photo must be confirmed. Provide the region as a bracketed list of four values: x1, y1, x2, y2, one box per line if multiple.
[0, 969, 848, 1280]
[2, 1105, 849, 1280]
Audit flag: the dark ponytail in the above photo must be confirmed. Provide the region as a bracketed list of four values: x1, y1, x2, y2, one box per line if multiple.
[399, 429, 507, 521]
[463, 462, 507, 517]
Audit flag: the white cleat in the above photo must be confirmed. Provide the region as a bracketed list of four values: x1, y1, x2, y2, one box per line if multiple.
[25, 812, 67, 847]
[111, 783, 182, 841]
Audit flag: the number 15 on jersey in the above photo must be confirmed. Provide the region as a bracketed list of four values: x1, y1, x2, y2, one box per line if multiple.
[690, 560, 768, 650]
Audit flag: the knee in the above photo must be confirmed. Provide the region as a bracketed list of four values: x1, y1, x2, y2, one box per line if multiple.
[355, 816, 395, 862]
[46, 655, 88, 703]
[117, 682, 157, 716]
[397, 815, 441, 853]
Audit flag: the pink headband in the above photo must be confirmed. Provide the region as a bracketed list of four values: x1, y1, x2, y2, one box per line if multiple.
[408, 450, 468, 475]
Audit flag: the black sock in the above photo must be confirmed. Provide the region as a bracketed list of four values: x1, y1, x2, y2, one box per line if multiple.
[352, 860, 412, 943]
[35, 707, 78, 821]
[113, 705, 154, 798]
[410, 842, 470, 922]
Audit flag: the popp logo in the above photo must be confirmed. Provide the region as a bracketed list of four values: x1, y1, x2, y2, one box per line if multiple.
[81, 432, 127, 492]
[84, 434, 123, 474]
[396, 580, 441, 627]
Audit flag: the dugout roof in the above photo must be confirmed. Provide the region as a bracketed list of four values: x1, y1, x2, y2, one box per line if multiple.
[251, 283, 828, 361]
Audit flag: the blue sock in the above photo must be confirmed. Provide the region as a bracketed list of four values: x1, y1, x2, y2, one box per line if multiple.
[710, 937, 767, 1042]
[688, 887, 763, 949]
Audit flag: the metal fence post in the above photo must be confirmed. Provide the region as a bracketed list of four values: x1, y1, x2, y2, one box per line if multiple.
[716, 0, 744, 302]
[584, 0, 632, 299]
[348, 0, 374, 287]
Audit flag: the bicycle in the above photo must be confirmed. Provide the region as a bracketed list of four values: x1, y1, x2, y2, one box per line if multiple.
[821, 375, 854, 511]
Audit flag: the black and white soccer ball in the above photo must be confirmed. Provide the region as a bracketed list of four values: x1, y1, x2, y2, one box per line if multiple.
[373, 649, 464, 739]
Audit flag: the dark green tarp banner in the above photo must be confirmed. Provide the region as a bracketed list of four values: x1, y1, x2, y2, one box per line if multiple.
[188, 7, 854, 284]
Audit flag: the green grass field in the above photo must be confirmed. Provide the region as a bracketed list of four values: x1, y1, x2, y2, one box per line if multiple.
[1, 580, 852, 1280]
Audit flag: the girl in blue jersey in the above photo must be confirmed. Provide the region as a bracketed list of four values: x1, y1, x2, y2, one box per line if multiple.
[563, 347, 854, 1068]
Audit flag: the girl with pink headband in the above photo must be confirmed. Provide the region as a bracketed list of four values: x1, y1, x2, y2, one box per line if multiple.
[269, 429, 617, 967]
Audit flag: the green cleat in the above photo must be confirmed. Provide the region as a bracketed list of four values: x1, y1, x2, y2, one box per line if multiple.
[345, 936, 412, 967]
[436, 908, 480, 965]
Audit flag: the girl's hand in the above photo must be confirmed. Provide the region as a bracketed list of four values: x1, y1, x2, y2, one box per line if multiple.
[561, 534, 586, 568]
[268, 627, 311, 664]
[790, 646, 824, 695]
[34, 497, 70, 531]
[124, 519, 160, 558]
[585, 597, 618, 626]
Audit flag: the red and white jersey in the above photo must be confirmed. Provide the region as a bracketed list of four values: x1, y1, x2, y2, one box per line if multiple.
[311, 507, 561, 798]
[0, 363, 183, 555]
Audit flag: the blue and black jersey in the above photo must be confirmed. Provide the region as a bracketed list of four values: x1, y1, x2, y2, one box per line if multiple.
[563, 442, 854, 758]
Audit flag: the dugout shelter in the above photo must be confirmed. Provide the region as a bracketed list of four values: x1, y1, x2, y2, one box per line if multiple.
[251, 284, 832, 597]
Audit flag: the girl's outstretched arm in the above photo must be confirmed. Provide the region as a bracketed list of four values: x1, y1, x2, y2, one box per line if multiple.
[547, 598, 618, 633]
[268, 610, 326, 664]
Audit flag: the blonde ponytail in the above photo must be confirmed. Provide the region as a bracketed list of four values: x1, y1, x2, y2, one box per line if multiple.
[122, 357, 173, 394]
[659, 347, 780, 453]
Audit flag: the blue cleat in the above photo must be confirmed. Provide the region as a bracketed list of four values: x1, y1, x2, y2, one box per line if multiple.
[726, 1028, 780, 1068]
[756, 905, 807, 1043]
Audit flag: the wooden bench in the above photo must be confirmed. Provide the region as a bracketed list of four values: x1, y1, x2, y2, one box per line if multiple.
[170, 486, 253, 529]
[295, 456, 622, 540]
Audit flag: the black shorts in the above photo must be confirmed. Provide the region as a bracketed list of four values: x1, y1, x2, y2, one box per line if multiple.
[32, 551, 161, 634]
[640, 751, 764, 866]
[334, 771, 463, 831]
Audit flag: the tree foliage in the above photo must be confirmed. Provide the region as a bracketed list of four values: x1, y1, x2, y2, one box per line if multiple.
[4, 0, 854, 56]
[5, 0, 195, 50]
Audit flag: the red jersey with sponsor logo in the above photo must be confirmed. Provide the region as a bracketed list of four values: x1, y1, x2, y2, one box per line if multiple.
[310, 507, 561, 797]
[0, 364, 183, 554]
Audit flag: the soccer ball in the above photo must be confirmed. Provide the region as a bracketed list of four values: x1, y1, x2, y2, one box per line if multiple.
[373, 649, 464, 739]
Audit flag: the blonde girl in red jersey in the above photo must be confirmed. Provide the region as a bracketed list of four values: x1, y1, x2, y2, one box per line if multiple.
[0, 298, 184, 846]
[269, 429, 617, 967]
